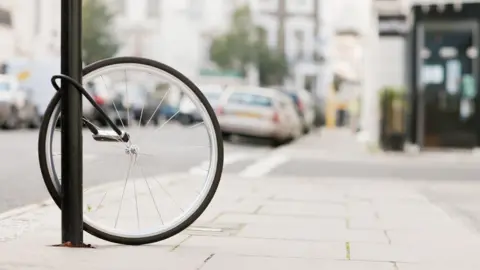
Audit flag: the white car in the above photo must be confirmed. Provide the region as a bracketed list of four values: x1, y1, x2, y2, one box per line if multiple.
[0, 75, 41, 129]
[215, 86, 303, 146]
[177, 84, 226, 125]
[198, 84, 224, 108]
[275, 86, 316, 133]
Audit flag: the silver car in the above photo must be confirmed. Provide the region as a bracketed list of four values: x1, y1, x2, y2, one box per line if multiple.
[216, 86, 303, 146]
[0, 75, 41, 129]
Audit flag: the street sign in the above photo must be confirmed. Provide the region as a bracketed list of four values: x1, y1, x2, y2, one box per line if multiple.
[17, 70, 30, 81]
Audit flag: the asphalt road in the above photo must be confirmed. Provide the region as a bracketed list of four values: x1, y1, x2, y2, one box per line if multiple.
[0, 123, 273, 213]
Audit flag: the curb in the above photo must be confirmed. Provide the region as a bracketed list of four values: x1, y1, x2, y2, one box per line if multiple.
[0, 199, 54, 221]
[238, 128, 322, 178]
[0, 173, 189, 222]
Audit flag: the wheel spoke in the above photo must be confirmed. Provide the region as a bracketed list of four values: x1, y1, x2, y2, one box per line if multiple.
[114, 155, 134, 228]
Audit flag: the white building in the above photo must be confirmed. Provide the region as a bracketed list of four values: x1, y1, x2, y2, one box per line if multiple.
[0, 1, 14, 63]
[325, 0, 380, 142]
[109, 0, 238, 82]
[248, 0, 323, 93]
[0, 0, 60, 60]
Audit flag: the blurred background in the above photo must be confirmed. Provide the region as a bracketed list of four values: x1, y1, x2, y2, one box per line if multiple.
[3, 0, 480, 240]
[0, 0, 379, 136]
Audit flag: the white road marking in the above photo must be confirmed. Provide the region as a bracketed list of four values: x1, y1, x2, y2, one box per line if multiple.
[239, 153, 289, 178]
[188, 152, 252, 175]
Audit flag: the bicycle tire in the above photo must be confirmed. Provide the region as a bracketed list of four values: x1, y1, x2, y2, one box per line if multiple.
[38, 56, 224, 245]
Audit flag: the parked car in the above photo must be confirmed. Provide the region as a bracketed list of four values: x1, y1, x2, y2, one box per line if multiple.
[177, 84, 225, 125]
[199, 84, 225, 108]
[83, 79, 131, 127]
[276, 87, 316, 133]
[215, 86, 303, 146]
[0, 75, 42, 129]
[272, 85, 326, 128]
[120, 83, 164, 126]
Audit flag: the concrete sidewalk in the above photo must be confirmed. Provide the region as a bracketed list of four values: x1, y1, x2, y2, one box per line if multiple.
[294, 128, 369, 155]
[288, 128, 480, 165]
[1, 171, 480, 269]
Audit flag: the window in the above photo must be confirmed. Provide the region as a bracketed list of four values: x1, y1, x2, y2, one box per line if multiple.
[205, 92, 221, 101]
[0, 8, 12, 26]
[295, 30, 305, 60]
[0, 82, 11, 91]
[189, 0, 204, 19]
[227, 92, 273, 107]
[116, 0, 126, 15]
[146, 0, 161, 18]
[297, 0, 307, 5]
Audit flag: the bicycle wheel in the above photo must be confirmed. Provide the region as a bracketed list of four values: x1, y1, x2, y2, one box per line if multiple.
[38, 57, 224, 245]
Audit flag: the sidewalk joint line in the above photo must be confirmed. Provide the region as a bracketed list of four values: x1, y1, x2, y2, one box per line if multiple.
[253, 206, 263, 214]
[345, 242, 351, 260]
[209, 213, 225, 223]
[169, 235, 192, 252]
[196, 253, 215, 270]
[383, 230, 392, 244]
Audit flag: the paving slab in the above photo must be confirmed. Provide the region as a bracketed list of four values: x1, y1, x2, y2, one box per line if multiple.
[0, 173, 479, 269]
[200, 254, 396, 270]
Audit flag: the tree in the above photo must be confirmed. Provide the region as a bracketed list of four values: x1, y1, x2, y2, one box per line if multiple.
[82, 0, 120, 65]
[209, 5, 289, 86]
[253, 28, 289, 86]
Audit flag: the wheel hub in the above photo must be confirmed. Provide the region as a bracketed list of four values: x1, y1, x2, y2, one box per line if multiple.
[125, 144, 139, 155]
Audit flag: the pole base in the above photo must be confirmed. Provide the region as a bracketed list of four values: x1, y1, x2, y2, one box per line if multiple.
[52, 241, 95, 248]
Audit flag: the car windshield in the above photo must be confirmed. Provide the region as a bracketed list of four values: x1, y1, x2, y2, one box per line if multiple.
[227, 92, 272, 107]
[204, 92, 221, 101]
[0, 81, 11, 91]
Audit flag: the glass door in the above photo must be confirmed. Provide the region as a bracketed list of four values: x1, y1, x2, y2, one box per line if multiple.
[417, 21, 479, 148]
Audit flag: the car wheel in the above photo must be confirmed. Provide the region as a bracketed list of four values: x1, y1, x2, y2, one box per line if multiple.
[270, 137, 284, 148]
[152, 114, 164, 127]
[28, 112, 42, 129]
[179, 114, 193, 126]
[302, 124, 311, 134]
[119, 118, 129, 127]
[221, 132, 232, 141]
[2, 107, 20, 130]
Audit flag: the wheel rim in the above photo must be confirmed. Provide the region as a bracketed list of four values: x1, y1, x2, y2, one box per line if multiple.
[44, 62, 221, 239]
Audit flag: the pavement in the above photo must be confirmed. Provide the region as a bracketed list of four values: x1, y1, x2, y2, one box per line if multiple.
[1, 128, 480, 269]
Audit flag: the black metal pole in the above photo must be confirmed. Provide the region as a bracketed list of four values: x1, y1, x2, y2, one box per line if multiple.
[60, 0, 83, 245]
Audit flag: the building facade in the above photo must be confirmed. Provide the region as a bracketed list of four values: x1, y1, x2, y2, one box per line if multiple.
[249, 0, 322, 93]
[0, 0, 61, 60]
[109, 0, 238, 82]
[326, 0, 380, 141]
[0, 1, 14, 63]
